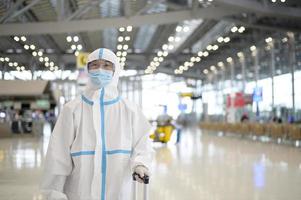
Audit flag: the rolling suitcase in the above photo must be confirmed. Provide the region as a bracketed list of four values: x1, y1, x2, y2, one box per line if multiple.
[132, 172, 149, 200]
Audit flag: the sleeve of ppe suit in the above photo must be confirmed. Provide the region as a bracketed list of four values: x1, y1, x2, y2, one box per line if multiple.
[40, 105, 75, 200]
[130, 106, 154, 171]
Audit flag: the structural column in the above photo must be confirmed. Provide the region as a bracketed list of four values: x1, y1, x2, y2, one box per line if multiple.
[269, 40, 275, 111]
[288, 32, 296, 118]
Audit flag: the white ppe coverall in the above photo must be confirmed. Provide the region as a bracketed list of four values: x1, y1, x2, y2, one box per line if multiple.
[41, 48, 153, 200]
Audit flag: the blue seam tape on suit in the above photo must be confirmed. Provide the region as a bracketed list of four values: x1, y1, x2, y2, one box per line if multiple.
[99, 48, 104, 59]
[81, 95, 94, 106]
[82, 95, 120, 106]
[70, 151, 95, 157]
[103, 96, 121, 105]
[70, 150, 131, 157]
[106, 149, 132, 155]
[100, 88, 106, 200]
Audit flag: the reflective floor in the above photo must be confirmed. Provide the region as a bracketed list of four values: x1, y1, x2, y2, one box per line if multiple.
[0, 125, 301, 200]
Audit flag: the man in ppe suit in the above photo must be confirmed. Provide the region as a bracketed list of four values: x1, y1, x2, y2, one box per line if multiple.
[41, 48, 153, 200]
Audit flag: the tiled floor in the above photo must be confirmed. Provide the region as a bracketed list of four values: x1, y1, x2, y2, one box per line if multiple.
[0, 126, 301, 200]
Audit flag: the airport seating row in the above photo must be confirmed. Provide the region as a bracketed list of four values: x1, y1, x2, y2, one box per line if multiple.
[200, 122, 301, 140]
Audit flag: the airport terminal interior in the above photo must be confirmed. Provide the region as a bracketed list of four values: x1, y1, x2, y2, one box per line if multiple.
[0, 0, 301, 199]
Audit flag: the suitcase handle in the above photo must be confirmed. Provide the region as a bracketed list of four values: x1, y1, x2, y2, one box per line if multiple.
[132, 172, 149, 184]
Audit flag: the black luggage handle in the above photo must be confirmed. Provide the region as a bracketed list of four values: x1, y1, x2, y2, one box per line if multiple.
[132, 172, 149, 184]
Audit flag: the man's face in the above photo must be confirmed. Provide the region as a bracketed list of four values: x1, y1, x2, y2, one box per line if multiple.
[88, 59, 115, 73]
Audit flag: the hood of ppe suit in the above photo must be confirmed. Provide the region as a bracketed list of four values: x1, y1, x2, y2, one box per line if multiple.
[84, 48, 121, 101]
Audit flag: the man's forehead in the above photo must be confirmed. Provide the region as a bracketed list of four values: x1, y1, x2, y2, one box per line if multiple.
[90, 59, 113, 63]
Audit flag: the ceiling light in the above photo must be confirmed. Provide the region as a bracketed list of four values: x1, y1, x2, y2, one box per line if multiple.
[14, 36, 20, 41]
[74, 51, 79, 57]
[119, 27, 125, 32]
[126, 26, 133, 32]
[117, 45, 122, 50]
[158, 57, 164, 62]
[24, 44, 29, 50]
[17, 66, 21, 71]
[121, 57, 126, 62]
[45, 62, 49, 67]
[231, 26, 238, 33]
[123, 45, 129, 50]
[217, 37, 224, 43]
[198, 51, 203, 57]
[117, 51, 122, 57]
[190, 57, 196, 62]
[250, 45, 256, 51]
[66, 36, 72, 42]
[157, 51, 163, 57]
[224, 37, 230, 43]
[30, 44, 35, 50]
[21, 36, 26, 42]
[8, 62, 13, 67]
[73, 36, 79, 42]
[168, 45, 174, 50]
[206, 45, 213, 51]
[227, 57, 233, 63]
[49, 62, 54, 67]
[71, 44, 76, 50]
[38, 51, 43, 56]
[168, 36, 174, 42]
[122, 52, 127, 57]
[125, 36, 130, 41]
[183, 26, 190, 32]
[203, 51, 209, 57]
[265, 37, 273, 43]
[13, 62, 18, 67]
[39, 57, 44, 62]
[176, 26, 182, 32]
[163, 51, 168, 57]
[5, 57, 9, 62]
[77, 44, 83, 50]
[238, 26, 245, 33]
[44, 57, 49, 62]
[203, 69, 209, 74]
[195, 57, 201, 62]
[20, 66, 25, 71]
[210, 65, 216, 71]
[218, 62, 224, 67]
[162, 44, 168, 50]
[118, 36, 124, 42]
[32, 51, 37, 56]
[0, 57, 4, 62]
[212, 45, 219, 51]
[237, 52, 244, 58]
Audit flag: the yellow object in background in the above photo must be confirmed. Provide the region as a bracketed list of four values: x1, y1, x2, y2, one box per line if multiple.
[150, 125, 174, 143]
[76, 52, 90, 69]
[179, 92, 193, 98]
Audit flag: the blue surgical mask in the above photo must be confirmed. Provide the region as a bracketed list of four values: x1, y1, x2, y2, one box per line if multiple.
[88, 69, 113, 88]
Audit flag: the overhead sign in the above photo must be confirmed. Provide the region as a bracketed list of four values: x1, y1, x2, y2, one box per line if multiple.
[76, 52, 90, 69]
